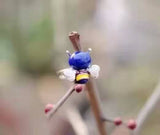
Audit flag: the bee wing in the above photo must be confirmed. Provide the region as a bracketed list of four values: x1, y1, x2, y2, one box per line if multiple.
[88, 65, 100, 79]
[58, 68, 76, 82]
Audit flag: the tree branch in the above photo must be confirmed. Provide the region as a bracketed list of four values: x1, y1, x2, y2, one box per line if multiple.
[47, 85, 75, 119]
[134, 81, 160, 135]
[102, 117, 115, 123]
[69, 32, 107, 135]
[69, 31, 81, 51]
[86, 80, 107, 135]
[67, 106, 89, 135]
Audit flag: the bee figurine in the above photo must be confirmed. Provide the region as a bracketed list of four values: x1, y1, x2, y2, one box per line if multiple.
[58, 48, 100, 84]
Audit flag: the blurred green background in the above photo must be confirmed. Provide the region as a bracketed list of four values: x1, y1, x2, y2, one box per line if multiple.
[0, 0, 160, 135]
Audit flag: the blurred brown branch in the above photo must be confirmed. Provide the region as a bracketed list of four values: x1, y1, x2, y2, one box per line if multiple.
[69, 31, 81, 51]
[134, 80, 160, 135]
[67, 106, 89, 135]
[47, 85, 75, 119]
[69, 31, 107, 135]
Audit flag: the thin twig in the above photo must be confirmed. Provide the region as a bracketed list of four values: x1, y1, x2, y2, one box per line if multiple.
[67, 105, 89, 135]
[134, 81, 160, 135]
[69, 32, 107, 135]
[86, 81, 107, 135]
[102, 117, 128, 127]
[102, 117, 115, 123]
[47, 85, 75, 119]
[69, 31, 81, 51]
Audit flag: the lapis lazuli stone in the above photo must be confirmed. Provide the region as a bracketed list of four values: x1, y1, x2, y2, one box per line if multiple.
[68, 51, 91, 70]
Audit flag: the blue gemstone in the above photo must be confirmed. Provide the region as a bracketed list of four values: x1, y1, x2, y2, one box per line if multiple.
[69, 51, 91, 70]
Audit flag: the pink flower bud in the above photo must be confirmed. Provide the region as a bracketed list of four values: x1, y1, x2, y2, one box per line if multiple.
[75, 84, 83, 93]
[127, 119, 137, 130]
[114, 117, 122, 126]
[44, 104, 54, 114]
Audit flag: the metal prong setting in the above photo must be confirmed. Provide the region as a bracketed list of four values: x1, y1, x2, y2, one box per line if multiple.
[66, 50, 71, 56]
[88, 48, 92, 53]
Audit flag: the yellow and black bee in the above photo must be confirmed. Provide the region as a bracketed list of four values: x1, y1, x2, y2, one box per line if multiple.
[75, 70, 90, 84]
[58, 48, 100, 84]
